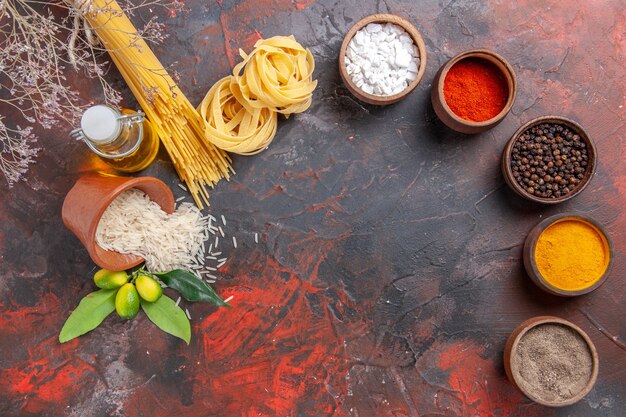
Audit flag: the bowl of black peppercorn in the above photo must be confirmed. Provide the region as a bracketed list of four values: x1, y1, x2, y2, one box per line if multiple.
[502, 116, 597, 204]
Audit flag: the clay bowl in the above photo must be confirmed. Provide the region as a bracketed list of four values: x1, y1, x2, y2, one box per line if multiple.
[62, 173, 175, 271]
[502, 116, 596, 204]
[338, 13, 427, 105]
[431, 49, 516, 134]
[504, 316, 599, 407]
[523, 213, 613, 296]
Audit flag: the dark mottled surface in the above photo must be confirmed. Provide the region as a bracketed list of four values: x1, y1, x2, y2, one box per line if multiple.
[1, 0, 625, 416]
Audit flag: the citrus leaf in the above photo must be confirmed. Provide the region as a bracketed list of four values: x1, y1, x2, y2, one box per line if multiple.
[153, 269, 229, 307]
[59, 289, 117, 343]
[140, 295, 190, 344]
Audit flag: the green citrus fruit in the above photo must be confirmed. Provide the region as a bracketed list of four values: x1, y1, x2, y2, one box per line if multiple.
[115, 283, 140, 320]
[94, 269, 129, 289]
[135, 275, 163, 302]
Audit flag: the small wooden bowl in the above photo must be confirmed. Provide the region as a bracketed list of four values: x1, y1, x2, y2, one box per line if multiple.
[431, 49, 516, 134]
[504, 316, 599, 407]
[338, 14, 427, 105]
[62, 173, 175, 271]
[523, 213, 613, 296]
[502, 116, 597, 204]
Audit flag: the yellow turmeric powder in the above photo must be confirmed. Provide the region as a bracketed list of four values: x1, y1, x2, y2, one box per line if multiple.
[535, 219, 609, 291]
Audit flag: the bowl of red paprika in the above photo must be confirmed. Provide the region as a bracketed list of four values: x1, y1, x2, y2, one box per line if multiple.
[431, 49, 517, 134]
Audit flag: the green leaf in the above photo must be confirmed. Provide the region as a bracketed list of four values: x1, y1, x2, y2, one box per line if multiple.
[153, 269, 229, 307]
[141, 296, 190, 344]
[59, 289, 117, 343]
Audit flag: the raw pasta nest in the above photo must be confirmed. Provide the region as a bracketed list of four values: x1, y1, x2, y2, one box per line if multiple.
[199, 76, 278, 155]
[200, 35, 317, 155]
[231, 36, 317, 115]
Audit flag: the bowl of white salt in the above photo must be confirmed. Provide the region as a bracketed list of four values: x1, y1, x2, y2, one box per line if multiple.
[62, 173, 175, 271]
[339, 14, 427, 105]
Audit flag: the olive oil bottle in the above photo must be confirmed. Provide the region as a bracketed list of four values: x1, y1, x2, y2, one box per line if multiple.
[71, 105, 159, 173]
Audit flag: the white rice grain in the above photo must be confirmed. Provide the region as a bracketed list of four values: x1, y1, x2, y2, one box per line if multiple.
[95, 189, 217, 274]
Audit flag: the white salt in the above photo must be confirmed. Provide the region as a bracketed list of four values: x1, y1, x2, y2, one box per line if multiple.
[345, 22, 420, 97]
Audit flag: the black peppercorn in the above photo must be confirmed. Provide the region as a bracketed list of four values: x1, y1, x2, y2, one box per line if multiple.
[509, 122, 589, 199]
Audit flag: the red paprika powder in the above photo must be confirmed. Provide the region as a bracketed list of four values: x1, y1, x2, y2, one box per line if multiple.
[443, 58, 509, 122]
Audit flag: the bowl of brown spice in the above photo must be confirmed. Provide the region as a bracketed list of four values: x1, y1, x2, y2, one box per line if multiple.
[502, 116, 597, 204]
[504, 316, 599, 407]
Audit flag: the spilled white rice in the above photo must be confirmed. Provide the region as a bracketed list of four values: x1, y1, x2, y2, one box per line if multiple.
[95, 189, 253, 281]
[96, 189, 210, 272]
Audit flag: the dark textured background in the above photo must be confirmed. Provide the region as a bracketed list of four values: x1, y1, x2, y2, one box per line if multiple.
[1, 0, 625, 416]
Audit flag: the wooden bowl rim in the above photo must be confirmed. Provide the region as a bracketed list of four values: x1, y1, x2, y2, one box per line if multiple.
[523, 212, 614, 296]
[502, 115, 597, 204]
[338, 13, 427, 105]
[506, 316, 599, 407]
[435, 49, 517, 126]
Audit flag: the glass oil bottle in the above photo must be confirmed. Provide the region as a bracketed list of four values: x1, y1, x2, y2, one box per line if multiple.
[71, 105, 159, 173]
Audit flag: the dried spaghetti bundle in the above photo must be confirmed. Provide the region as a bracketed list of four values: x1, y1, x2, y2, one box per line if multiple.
[78, 0, 233, 208]
[200, 36, 316, 154]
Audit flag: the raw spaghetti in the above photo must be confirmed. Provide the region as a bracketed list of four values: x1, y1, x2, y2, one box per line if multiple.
[76, 0, 233, 208]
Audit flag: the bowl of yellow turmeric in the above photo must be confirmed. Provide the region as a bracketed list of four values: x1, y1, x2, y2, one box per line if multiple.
[523, 213, 613, 296]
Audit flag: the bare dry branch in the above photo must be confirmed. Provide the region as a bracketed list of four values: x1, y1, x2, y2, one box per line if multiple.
[0, 0, 184, 186]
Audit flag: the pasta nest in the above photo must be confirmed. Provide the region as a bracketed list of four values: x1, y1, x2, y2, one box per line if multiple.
[231, 36, 317, 115]
[199, 76, 277, 155]
[199, 35, 316, 155]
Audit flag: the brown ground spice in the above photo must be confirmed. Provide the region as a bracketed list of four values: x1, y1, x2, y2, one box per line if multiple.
[513, 323, 593, 402]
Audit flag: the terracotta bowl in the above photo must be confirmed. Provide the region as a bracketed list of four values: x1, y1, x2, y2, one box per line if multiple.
[431, 49, 516, 134]
[523, 213, 613, 296]
[504, 316, 599, 407]
[62, 173, 175, 271]
[502, 116, 596, 204]
[338, 13, 427, 105]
